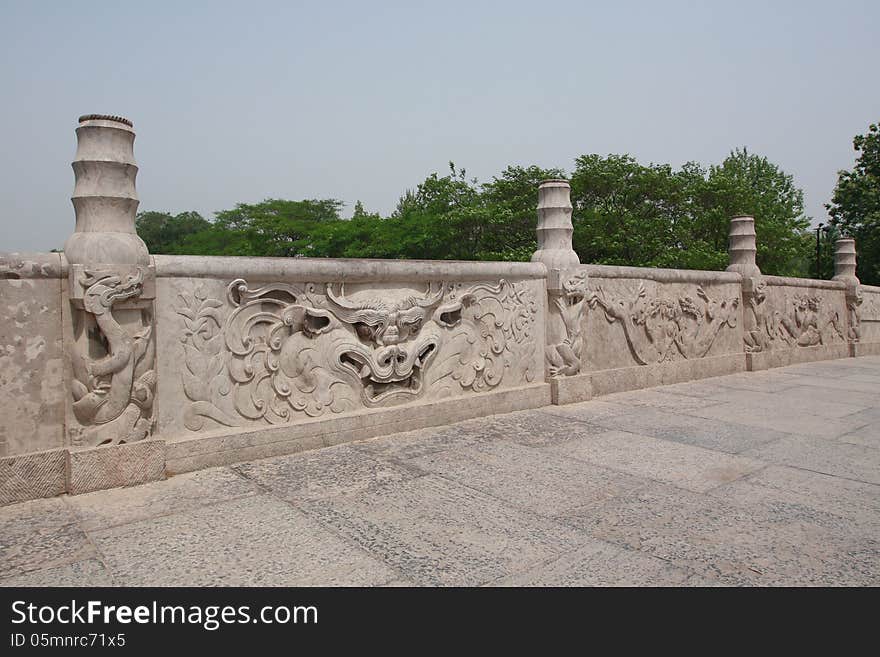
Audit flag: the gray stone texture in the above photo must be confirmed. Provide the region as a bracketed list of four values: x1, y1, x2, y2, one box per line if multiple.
[0, 254, 65, 457]
[0, 357, 877, 586]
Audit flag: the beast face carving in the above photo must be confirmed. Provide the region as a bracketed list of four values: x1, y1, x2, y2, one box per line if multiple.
[179, 277, 537, 429]
[322, 283, 455, 405]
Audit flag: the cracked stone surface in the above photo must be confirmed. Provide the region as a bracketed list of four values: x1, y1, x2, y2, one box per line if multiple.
[1, 357, 878, 586]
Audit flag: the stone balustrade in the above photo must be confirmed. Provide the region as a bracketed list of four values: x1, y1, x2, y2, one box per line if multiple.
[0, 116, 876, 503]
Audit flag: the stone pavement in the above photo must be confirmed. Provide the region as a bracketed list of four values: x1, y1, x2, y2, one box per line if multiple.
[2, 357, 878, 587]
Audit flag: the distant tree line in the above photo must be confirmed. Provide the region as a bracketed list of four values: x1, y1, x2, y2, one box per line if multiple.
[133, 127, 880, 283]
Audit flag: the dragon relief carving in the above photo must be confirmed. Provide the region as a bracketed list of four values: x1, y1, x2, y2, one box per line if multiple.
[743, 282, 847, 352]
[176, 278, 538, 431]
[546, 270, 590, 376]
[847, 289, 862, 343]
[589, 282, 740, 365]
[69, 268, 156, 446]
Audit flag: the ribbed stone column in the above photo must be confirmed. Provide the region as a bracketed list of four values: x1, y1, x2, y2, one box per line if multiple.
[832, 237, 859, 285]
[62, 113, 158, 471]
[833, 237, 862, 351]
[726, 215, 761, 278]
[64, 114, 148, 266]
[531, 179, 580, 270]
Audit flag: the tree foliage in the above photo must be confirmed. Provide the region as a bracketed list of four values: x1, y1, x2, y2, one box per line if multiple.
[135, 151, 815, 277]
[570, 150, 810, 275]
[135, 211, 210, 254]
[827, 121, 880, 285]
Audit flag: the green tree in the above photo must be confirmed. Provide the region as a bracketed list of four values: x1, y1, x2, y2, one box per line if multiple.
[214, 198, 344, 257]
[131, 151, 813, 271]
[827, 122, 880, 285]
[390, 163, 485, 260]
[479, 165, 566, 261]
[569, 150, 811, 275]
[135, 210, 210, 254]
[569, 155, 711, 269]
[698, 148, 811, 276]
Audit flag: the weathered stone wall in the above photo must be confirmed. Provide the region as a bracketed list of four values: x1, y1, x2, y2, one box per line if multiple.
[0, 253, 66, 458]
[0, 247, 872, 502]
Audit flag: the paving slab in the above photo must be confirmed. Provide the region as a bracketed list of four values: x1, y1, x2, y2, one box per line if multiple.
[233, 443, 423, 502]
[777, 373, 880, 395]
[353, 417, 500, 461]
[708, 465, 880, 538]
[551, 404, 789, 454]
[564, 482, 879, 586]
[771, 384, 880, 412]
[0, 497, 95, 578]
[684, 401, 868, 438]
[677, 387, 869, 419]
[0, 559, 115, 587]
[709, 372, 805, 394]
[546, 429, 764, 493]
[89, 494, 400, 586]
[492, 538, 703, 587]
[0, 356, 877, 586]
[408, 440, 649, 517]
[67, 467, 262, 531]
[838, 422, 880, 450]
[743, 434, 880, 484]
[298, 474, 585, 586]
[598, 388, 727, 413]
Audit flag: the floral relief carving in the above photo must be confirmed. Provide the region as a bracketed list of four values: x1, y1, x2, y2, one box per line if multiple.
[175, 278, 538, 431]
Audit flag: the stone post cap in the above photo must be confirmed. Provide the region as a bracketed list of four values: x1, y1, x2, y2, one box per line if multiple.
[726, 214, 761, 278]
[532, 178, 579, 269]
[78, 114, 133, 127]
[538, 178, 571, 188]
[65, 113, 147, 266]
[832, 236, 859, 286]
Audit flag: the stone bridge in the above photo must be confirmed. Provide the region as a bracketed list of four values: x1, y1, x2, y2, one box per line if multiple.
[0, 116, 877, 585]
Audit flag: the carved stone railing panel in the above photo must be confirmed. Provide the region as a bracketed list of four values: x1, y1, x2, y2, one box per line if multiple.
[545, 266, 743, 376]
[0, 253, 65, 457]
[585, 277, 742, 372]
[160, 272, 542, 435]
[858, 286, 880, 345]
[743, 278, 848, 354]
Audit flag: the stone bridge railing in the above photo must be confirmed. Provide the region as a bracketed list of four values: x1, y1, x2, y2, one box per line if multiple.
[1, 116, 876, 503]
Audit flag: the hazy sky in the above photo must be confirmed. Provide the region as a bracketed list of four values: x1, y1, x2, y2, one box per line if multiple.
[1, 0, 878, 251]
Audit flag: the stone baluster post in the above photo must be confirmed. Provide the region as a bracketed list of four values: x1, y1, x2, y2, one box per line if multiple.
[833, 236, 861, 349]
[531, 179, 580, 270]
[832, 237, 858, 285]
[533, 180, 589, 400]
[727, 215, 764, 364]
[65, 115, 148, 267]
[725, 215, 761, 279]
[63, 114, 157, 458]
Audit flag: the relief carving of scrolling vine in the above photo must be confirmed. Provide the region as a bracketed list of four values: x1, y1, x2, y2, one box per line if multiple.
[174, 279, 538, 431]
[589, 283, 740, 365]
[743, 282, 846, 353]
